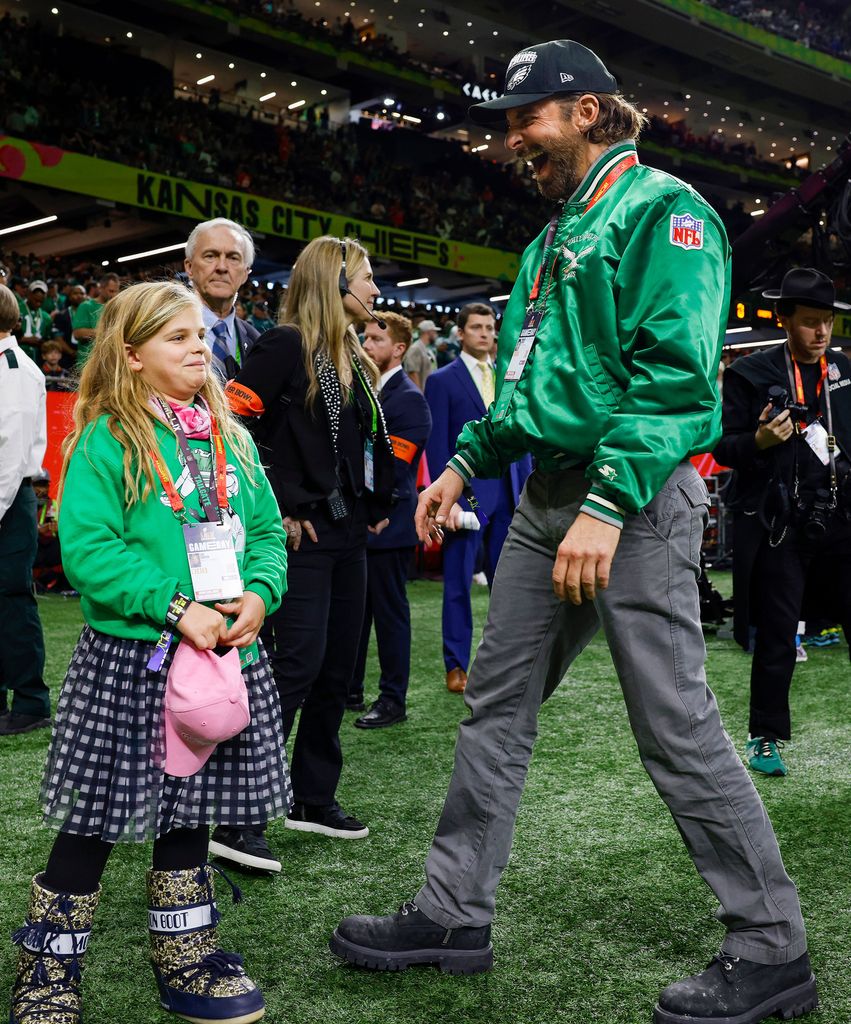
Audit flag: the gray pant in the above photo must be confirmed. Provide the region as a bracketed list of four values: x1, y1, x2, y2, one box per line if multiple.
[416, 464, 806, 965]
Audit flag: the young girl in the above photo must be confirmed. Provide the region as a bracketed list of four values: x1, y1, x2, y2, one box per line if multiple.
[9, 281, 289, 1024]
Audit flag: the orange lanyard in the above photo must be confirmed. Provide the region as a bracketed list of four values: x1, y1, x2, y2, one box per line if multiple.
[791, 354, 827, 429]
[150, 405, 228, 521]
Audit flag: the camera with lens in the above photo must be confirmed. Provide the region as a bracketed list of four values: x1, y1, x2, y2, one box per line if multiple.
[798, 488, 836, 541]
[765, 385, 808, 423]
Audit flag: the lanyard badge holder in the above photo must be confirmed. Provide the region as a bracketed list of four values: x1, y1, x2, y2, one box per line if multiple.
[492, 152, 638, 426]
[354, 362, 380, 493]
[147, 399, 242, 671]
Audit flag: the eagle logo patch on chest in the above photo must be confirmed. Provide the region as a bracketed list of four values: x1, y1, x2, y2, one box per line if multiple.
[561, 233, 598, 281]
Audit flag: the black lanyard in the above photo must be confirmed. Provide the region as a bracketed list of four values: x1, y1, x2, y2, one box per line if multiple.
[154, 398, 220, 524]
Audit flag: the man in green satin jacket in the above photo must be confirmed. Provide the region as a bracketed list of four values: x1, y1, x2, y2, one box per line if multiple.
[330, 40, 816, 1024]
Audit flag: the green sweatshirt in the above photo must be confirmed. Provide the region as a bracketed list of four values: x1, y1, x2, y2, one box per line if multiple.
[448, 141, 731, 528]
[59, 414, 287, 660]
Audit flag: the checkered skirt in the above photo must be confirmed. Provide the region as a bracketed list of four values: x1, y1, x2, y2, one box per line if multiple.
[41, 627, 292, 843]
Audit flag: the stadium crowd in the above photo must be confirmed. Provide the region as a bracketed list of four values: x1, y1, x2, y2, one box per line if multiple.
[705, 0, 851, 60]
[0, 13, 798, 256]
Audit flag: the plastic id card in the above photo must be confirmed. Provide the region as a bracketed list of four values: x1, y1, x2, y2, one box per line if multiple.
[182, 522, 243, 602]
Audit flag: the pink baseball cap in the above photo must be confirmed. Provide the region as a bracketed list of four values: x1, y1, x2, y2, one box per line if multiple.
[164, 644, 250, 778]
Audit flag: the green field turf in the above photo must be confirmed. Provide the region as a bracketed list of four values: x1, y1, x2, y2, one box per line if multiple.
[1, 578, 848, 1023]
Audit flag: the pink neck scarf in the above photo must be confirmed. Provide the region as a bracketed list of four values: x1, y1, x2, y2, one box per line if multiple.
[149, 397, 212, 439]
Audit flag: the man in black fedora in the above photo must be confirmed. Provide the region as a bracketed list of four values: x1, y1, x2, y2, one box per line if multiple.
[330, 39, 818, 1024]
[715, 267, 851, 776]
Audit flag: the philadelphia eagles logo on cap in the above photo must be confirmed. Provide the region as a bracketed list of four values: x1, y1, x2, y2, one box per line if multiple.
[507, 65, 534, 91]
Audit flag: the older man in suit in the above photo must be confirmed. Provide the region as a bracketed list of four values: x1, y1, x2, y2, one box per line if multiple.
[349, 312, 432, 727]
[425, 303, 532, 693]
[184, 217, 259, 381]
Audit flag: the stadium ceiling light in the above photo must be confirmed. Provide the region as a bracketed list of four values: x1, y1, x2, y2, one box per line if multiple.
[197, 74, 215, 85]
[490, 294, 511, 302]
[472, 144, 489, 152]
[260, 91, 277, 102]
[320, 89, 327, 95]
[195, 52, 202, 59]
[397, 277, 429, 287]
[402, 114, 422, 124]
[288, 99, 306, 110]
[116, 242, 185, 263]
[436, 111, 446, 121]
[260, 72, 267, 78]
[384, 97, 394, 105]
[51, 6, 59, 13]
[725, 337, 785, 351]
[228, 62, 235, 69]
[750, 209, 766, 217]
[0, 214, 58, 237]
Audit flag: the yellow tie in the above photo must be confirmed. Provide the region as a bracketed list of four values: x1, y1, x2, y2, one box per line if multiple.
[477, 360, 495, 408]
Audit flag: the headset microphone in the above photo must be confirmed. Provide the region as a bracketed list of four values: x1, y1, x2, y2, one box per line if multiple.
[338, 237, 387, 329]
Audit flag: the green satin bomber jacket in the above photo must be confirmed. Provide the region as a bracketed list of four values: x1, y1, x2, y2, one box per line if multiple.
[448, 140, 731, 528]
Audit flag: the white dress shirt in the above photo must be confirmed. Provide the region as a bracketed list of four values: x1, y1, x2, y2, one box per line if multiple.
[379, 364, 404, 392]
[0, 334, 47, 523]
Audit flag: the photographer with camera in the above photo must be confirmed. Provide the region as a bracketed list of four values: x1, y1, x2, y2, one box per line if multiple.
[220, 236, 395, 869]
[715, 267, 851, 776]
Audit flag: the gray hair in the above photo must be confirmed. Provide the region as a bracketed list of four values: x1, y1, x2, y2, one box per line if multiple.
[185, 218, 255, 266]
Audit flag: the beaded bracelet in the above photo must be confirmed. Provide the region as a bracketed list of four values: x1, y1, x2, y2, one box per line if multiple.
[165, 592, 192, 629]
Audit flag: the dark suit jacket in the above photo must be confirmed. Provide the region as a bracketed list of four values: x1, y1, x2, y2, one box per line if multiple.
[218, 318, 259, 381]
[425, 358, 531, 515]
[370, 368, 432, 550]
[228, 326, 395, 524]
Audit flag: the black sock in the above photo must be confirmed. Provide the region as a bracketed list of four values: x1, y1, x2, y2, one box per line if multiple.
[44, 832, 114, 895]
[151, 826, 210, 871]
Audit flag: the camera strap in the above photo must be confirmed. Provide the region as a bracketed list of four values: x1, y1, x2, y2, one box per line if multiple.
[784, 346, 838, 504]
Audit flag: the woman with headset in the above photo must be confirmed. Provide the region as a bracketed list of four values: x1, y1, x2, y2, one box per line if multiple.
[216, 236, 395, 872]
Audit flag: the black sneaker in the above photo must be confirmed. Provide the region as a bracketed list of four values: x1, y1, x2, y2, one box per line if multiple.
[330, 901, 493, 974]
[354, 698, 407, 729]
[208, 825, 281, 873]
[654, 951, 817, 1023]
[0, 712, 51, 736]
[285, 801, 369, 839]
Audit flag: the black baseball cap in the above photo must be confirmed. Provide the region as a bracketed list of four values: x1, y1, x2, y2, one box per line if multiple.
[468, 40, 618, 125]
[762, 267, 851, 312]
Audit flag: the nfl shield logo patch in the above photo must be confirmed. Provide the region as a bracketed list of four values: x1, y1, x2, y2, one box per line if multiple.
[829, 362, 841, 382]
[670, 213, 704, 250]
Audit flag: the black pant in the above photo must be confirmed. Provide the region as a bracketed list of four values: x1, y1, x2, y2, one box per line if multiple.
[750, 516, 851, 739]
[0, 483, 49, 717]
[351, 546, 414, 707]
[261, 502, 367, 806]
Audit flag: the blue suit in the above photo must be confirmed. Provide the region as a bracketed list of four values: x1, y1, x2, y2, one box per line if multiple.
[352, 368, 432, 707]
[425, 359, 532, 672]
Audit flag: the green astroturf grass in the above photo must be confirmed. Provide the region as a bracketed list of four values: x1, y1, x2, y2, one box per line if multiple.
[1, 577, 848, 1023]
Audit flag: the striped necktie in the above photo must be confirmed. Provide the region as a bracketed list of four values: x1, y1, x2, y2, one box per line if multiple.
[210, 320, 231, 381]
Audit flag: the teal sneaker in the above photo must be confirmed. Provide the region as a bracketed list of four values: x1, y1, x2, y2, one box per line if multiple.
[745, 737, 788, 776]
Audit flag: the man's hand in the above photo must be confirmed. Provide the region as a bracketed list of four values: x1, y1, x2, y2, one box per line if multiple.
[552, 512, 621, 605]
[176, 601, 228, 650]
[443, 503, 465, 532]
[216, 591, 267, 648]
[755, 402, 793, 450]
[283, 516, 318, 551]
[415, 469, 465, 543]
[368, 518, 390, 535]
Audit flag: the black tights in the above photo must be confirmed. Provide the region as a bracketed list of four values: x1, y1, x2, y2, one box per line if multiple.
[43, 826, 210, 895]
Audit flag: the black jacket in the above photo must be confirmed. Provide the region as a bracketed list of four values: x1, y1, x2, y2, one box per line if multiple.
[229, 326, 395, 524]
[714, 343, 851, 646]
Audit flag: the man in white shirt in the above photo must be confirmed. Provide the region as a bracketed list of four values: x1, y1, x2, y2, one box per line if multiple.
[184, 218, 260, 382]
[0, 284, 51, 735]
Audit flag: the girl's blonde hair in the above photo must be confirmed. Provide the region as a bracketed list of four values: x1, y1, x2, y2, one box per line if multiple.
[60, 280, 255, 505]
[278, 235, 379, 408]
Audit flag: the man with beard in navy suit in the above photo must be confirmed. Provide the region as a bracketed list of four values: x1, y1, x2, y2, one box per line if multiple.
[349, 312, 432, 727]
